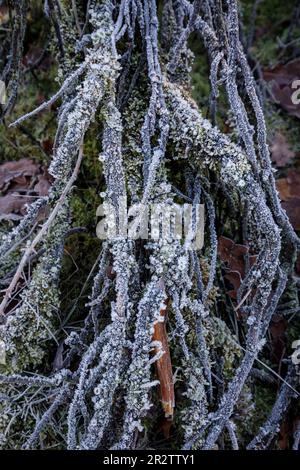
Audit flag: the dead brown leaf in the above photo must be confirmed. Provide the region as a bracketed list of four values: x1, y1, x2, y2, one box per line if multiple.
[271, 132, 295, 167]
[264, 59, 300, 118]
[34, 173, 52, 197]
[282, 199, 300, 230]
[276, 170, 300, 230]
[0, 193, 31, 221]
[218, 236, 257, 300]
[0, 158, 39, 191]
[276, 170, 300, 200]
[0, 159, 52, 221]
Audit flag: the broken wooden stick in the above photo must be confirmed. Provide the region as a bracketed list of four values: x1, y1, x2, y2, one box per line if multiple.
[152, 299, 175, 419]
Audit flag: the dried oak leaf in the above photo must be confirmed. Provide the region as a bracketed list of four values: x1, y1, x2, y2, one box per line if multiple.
[34, 172, 52, 197]
[218, 236, 248, 276]
[218, 236, 257, 299]
[276, 170, 300, 200]
[0, 193, 31, 221]
[264, 59, 300, 118]
[0, 159, 52, 221]
[276, 170, 300, 230]
[270, 132, 295, 167]
[0, 158, 39, 191]
[282, 199, 300, 230]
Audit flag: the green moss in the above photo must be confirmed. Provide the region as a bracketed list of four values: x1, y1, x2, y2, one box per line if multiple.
[0, 64, 58, 164]
[0, 207, 68, 374]
[189, 38, 210, 113]
[241, 382, 277, 444]
[241, 0, 296, 67]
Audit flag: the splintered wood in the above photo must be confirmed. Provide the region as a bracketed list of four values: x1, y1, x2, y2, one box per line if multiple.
[152, 300, 175, 419]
